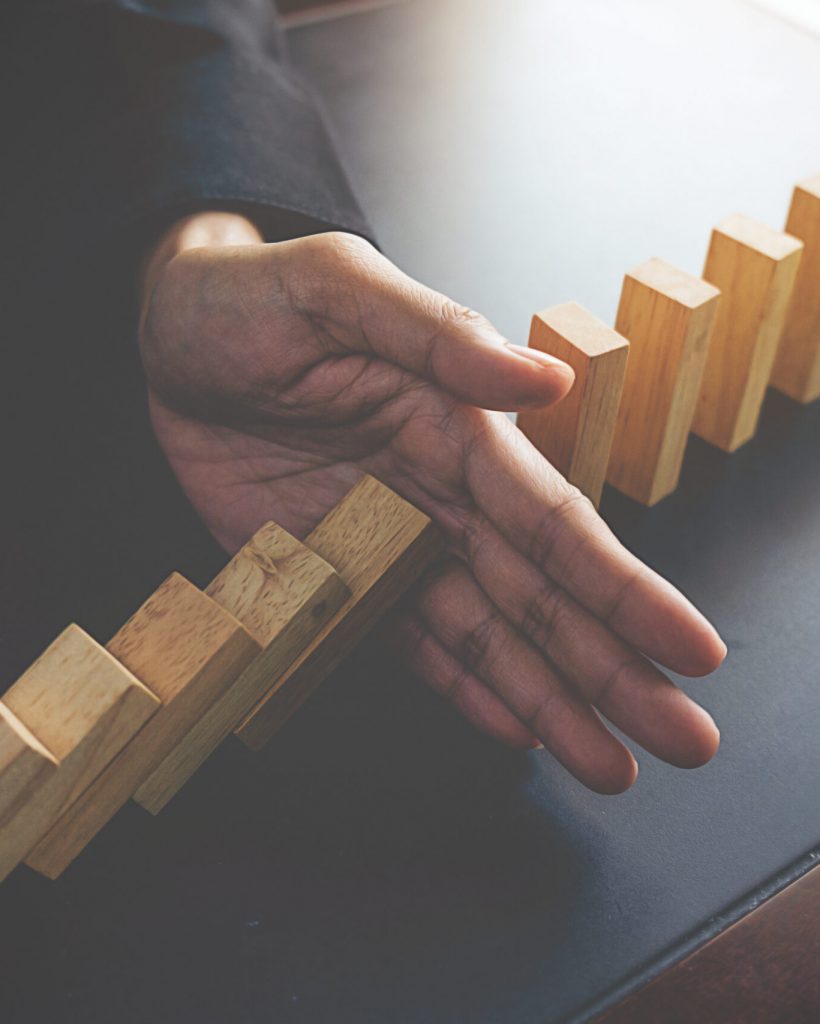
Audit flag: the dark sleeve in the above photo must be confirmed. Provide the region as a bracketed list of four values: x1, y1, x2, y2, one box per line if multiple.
[6, 0, 373, 274]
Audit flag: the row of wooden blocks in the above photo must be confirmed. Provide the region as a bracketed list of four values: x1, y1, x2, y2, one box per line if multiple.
[519, 175, 820, 507]
[0, 477, 442, 882]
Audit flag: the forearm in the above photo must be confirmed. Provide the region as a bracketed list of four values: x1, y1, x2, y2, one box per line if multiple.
[140, 211, 264, 308]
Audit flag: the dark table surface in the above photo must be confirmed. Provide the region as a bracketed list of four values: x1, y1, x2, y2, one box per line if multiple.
[2, 2, 820, 1023]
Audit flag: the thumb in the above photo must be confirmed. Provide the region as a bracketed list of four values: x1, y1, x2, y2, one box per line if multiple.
[293, 233, 576, 412]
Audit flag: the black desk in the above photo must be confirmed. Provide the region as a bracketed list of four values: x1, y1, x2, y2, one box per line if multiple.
[2, 2, 819, 1022]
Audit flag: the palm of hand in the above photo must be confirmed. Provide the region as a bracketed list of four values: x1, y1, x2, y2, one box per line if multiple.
[141, 232, 726, 793]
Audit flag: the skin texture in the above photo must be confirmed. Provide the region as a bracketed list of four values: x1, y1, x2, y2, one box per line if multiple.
[139, 212, 726, 795]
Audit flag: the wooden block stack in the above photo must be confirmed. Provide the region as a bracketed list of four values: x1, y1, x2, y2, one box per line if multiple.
[607, 260, 720, 505]
[520, 175, 817, 506]
[0, 477, 441, 881]
[517, 302, 629, 508]
[771, 175, 820, 404]
[693, 214, 803, 452]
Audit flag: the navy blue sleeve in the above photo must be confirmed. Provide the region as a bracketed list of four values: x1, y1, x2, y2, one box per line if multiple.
[5, 0, 372, 272]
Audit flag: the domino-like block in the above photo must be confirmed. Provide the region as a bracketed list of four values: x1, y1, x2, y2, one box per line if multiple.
[235, 476, 443, 751]
[133, 525, 349, 814]
[517, 302, 629, 507]
[25, 574, 260, 878]
[607, 259, 721, 505]
[0, 625, 159, 881]
[0, 706, 57, 835]
[771, 175, 820, 403]
[693, 214, 803, 452]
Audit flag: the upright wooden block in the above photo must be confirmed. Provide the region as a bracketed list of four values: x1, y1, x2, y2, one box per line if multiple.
[0, 706, 57, 832]
[606, 259, 721, 506]
[25, 574, 260, 878]
[133, 525, 349, 813]
[692, 214, 803, 451]
[235, 476, 442, 751]
[517, 302, 629, 507]
[771, 175, 820, 403]
[0, 625, 159, 881]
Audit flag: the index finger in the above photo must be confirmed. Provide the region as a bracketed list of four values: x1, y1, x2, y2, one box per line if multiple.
[463, 410, 727, 676]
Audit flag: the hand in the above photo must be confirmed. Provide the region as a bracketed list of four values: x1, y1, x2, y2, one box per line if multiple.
[139, 213, 726, 794]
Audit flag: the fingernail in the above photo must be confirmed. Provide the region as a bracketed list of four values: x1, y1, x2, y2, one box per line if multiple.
[505, 343, 573, 375]
[527, 738, 543, 750]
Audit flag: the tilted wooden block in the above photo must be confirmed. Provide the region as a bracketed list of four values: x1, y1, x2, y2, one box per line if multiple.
[0, 625, 159, 881]
[0, 706, 57, 838]
[770, 175, 820, 404]
[235, 475, 443, 751]
[607, 259, 721, 506]
[517, 302, 629, 507]
[692, 214, 803, 452]
[133, 524, 349, 814]
[25, 573, 260, 878]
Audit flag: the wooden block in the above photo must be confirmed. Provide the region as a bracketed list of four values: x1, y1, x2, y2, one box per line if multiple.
[0, 706, 57, 836]
[0, 625, 159, 881]
[517, 302, 629, 507]
[771, 175, 820, 403]
[606, 259, 721, 505]
[133, 525, 349, 813]
[25, 574, 260, 878]
[235, 476, 443, 751]
[692, 214, 803, 451]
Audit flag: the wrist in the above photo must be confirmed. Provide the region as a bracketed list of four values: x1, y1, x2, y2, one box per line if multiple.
[139, 211, 264, 307]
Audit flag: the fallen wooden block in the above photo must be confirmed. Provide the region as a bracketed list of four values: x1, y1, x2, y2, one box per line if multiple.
[517, 302, 629, 507]
[0, 625, 159, 881]
[25, 573, 260, 878]
[770, 174, 820, 404]
[234, 475, 443, 751]
[692, 214, 803, 452]
[607, 258, 721, 505]
[133, 524, 349, 814]
[0, 706, 57, 840]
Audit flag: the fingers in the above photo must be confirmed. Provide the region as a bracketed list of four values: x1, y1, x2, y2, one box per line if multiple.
[391, 613, 542, 751]
[416, 563, 640, 794]
[458, 514, 721, 768]
[462, 411, 727, 677]
[284, 233, 576, 412]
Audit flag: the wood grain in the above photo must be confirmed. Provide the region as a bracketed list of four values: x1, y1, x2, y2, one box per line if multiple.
[0, 625, 159, 881]
[134, 524, 348, 813]
[593, 862, 820, 1024]
[517, 302, 629, 507]
[235, 475, 442, 751]
[607, 259, 720, 505]
[771, 174, 820, 404]
[25, 574, 260, 878]
[0, 705, 57, 838]
[692, 214, 803, 451]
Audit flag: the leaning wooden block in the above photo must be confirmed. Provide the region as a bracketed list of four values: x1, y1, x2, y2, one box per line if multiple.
[517, 302, 629, 507]
[0, 625, 159, 881]
[133, 524, 349, 814]
[607, 259, 721, 505]
[235, 476, 443, 751]
[25, 573, 260, 878]
[692, 214, 803, 452]
[770, 175, 820, 403]
[0, 705, 57, 839]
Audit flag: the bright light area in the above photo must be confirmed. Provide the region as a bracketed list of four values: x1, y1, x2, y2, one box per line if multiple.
[749, 0, 820, 37]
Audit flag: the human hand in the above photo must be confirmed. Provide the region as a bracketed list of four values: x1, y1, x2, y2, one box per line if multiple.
[139, 213, 725, 794]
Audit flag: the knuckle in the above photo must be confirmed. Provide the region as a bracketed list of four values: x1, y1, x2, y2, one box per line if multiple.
[528, 485, 595, 568]
[455, 609, 501, 676]
[436, 300, 491, 333]
[521, 581, 574, 652]
[519, 690, 563, 737]
[318, 230, 377, 270]
[594, 655, 643, 709]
